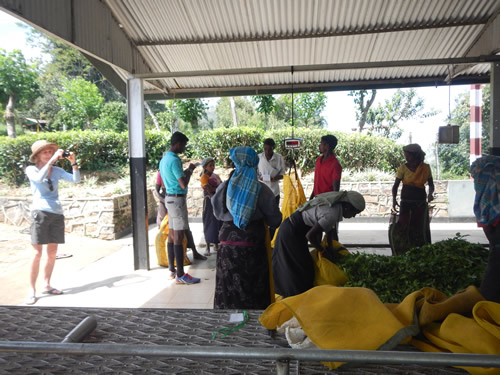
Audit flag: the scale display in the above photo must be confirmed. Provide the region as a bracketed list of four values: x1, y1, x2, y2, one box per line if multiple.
[284, 137, 302, 149]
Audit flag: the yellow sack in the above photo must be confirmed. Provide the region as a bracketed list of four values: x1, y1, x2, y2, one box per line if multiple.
[155, 214, 191, 267]
[271, 172, 306, 247]
[260, 285, 498, 373]
[311, 238, 349, 287]
[260, 285, 416, 370]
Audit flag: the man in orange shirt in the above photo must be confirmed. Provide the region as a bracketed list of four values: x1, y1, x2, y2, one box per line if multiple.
[310, 135, 342, 200]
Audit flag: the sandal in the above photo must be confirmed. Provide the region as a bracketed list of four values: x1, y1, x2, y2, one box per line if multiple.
[43, 288, 64, 295]
[25, 296, 38, 305]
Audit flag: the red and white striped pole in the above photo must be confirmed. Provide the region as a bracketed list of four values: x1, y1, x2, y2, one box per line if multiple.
[470, 84, 482, 164]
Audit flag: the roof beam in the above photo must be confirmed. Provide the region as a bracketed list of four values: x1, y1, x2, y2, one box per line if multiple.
[134, 20, 488, 46]
[0, 0, 152, 74]
[134, 56, 500, 80]
[447, 7, 500, 80]
[143, 75, 491, 100]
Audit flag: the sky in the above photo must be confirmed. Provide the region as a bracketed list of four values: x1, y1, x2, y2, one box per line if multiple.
[1, 10, 473, 154]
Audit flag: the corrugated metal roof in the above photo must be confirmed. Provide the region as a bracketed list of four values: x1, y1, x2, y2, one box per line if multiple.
[1, 0, 499, 98]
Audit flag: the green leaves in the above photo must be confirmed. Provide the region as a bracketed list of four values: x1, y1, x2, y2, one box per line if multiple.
[337, 235, 488, 303]
[264, 127, 404, 174]
[189, 127, 262, 165]
[176, 99, 208, 130]
[94, 102, 128, 132]
[1, 127, 404, 185]
[0, 49, 39, 105]
[54, 77, 104, 130]
[0, 49, 40, 137]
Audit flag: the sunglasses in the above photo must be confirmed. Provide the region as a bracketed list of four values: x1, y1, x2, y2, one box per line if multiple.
[47, 178, 54, 192]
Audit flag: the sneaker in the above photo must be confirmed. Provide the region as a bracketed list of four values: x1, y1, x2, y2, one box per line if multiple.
[175, 273, 201, 285]
[169, 271, 176, 280]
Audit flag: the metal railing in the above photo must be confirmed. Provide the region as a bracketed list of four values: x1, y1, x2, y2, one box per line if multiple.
[1, 316, 499, 374]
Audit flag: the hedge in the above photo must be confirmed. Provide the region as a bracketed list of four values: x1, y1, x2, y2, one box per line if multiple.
[263, 127, 404, 173]
[0, 128, 404, 185]
[188, 127, 263, 165]
[0, 130, 130, 185]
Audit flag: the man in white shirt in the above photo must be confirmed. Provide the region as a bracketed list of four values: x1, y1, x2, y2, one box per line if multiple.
[258, 138, 285, 206]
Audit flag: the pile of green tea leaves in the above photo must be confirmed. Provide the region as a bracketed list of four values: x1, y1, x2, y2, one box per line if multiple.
[337, 235, 489, 303]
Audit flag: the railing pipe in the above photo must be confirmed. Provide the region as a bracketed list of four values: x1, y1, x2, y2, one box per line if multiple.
[0, 342, 499, 369]
[61, 316, 97, 343]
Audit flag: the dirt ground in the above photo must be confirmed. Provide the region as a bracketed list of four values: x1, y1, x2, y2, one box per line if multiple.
[0, 222, 123, 305]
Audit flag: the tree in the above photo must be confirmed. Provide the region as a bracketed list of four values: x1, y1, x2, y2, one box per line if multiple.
[366, 89, 433, 140]
[294, 92, 327, 128]
[0, 49, 39, 137]
[274, 93, 327, 128]
[349, 90, 377, 132]
[25, 73, 62, 125]
[55, 77, 104, 130]
[215, 97, 260, 128]
[176, 99, 208, 131]
[438, 85, 491, 177]
[94, 101, 128, 132]
[25, 27, 122, 102]
[252, 95, 276, 129]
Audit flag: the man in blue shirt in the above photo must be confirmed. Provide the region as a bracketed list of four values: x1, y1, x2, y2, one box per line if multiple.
[159, 132, 201, 284]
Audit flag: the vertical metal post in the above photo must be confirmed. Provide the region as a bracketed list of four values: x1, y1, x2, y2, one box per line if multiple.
[275, 359, 290, 375]
[491, 62, 500, 156]
[469, 84, 482, 164]
[127, 77, 149, 270]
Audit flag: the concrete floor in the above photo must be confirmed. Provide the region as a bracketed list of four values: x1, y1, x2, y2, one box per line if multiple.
[0, 221, 487, 308]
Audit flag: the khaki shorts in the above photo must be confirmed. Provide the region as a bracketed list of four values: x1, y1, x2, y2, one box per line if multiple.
[165, 196, 189, 230]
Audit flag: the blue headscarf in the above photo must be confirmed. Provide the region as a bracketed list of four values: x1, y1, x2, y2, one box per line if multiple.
[227, 146, 261, 229]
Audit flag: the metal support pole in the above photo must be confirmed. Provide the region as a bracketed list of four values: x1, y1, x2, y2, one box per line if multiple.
[469, 84, 482, 164]
[61, 316, 97, 343]
[127, 77, 150, 270]
[0, 342, 499, 369]
[490, 62, 500, 156]
[276, 358, 290, 375]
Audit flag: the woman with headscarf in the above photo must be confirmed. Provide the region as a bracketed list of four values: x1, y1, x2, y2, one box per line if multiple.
[211, 146, 282, 309]
[200, 157, 222, 256]
[391, 143, 434, 254]
[272, 191, 365, 298]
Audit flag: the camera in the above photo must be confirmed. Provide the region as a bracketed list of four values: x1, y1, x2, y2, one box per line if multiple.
[62, 150, 71, 157]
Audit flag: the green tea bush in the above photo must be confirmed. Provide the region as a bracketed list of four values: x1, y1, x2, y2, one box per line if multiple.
[266, 127, 404, 173]
[189, 127, 263, 165]
[337, 235, 488, 303]
[145, 130, 171, 169]
[0, 130, 128, 185]
[0, 127, 404, 185]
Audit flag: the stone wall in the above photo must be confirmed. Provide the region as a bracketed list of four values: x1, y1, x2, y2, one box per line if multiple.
[184, 180, 450, 218]
[0, 181, 458, 240]
[0, 190, 157, 240]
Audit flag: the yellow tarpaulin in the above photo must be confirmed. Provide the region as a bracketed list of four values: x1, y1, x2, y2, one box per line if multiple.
[260, 285, 500, 374]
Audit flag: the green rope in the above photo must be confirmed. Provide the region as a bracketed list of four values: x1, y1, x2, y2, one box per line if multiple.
[212, 310, 249, 340]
